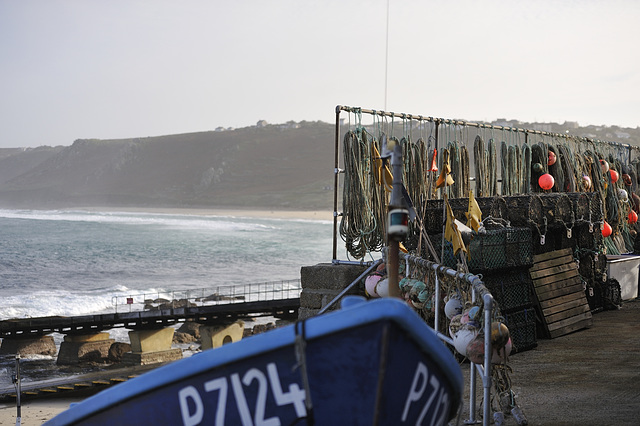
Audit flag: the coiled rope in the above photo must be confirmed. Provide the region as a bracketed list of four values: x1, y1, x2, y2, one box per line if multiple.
[548, 144, 564, 192]
[521, 143, 531, 194]
[488, 138, 498, 196]
[500, 141, 508, 196]
[339, 129, 385, 259]
[474, 136, 487, 197]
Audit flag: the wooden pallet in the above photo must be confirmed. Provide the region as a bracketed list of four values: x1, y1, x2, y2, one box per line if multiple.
[529, 248, 593, 338]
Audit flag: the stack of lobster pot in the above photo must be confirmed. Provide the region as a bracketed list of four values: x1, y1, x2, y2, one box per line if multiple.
[426, 195, 537, 353]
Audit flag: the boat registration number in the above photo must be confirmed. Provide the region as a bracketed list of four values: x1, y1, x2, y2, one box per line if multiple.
[178, 362, 306, 426]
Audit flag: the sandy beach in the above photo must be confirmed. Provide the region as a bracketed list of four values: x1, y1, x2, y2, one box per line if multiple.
[0, 398, 83, 425]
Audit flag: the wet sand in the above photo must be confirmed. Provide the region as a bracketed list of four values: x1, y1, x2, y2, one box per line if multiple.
[0, 398, 83, 425]
[71, 206, 333, 221]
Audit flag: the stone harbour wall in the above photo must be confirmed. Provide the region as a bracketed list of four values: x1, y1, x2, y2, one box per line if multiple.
[299, 263, 368, 319]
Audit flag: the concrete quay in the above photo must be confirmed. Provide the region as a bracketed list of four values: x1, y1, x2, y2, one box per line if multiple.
[458, 298, 640, 425]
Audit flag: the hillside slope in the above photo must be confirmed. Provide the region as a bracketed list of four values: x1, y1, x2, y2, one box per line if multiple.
[0, 122, 336, 210]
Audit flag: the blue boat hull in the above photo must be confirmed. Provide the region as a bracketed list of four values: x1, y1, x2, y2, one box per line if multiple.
[47, 297, 463, 425]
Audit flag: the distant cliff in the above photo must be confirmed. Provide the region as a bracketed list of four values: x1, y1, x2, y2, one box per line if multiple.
[0, 121, 335, 211]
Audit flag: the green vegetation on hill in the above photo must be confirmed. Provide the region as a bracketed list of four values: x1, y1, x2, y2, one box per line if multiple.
[0, 118, 637, 211]
[0, 121, 335, 211]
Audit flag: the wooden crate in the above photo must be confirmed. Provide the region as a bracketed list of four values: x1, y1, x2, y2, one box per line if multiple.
[529, 248, 593, 338]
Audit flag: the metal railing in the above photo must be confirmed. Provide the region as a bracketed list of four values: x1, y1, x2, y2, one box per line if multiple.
[111, 279, 302, 313]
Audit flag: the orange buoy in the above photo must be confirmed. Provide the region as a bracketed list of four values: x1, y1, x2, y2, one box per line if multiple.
[610, 169, 619, 183]
[491, 322, 510, 349]
[539, 173, 554, 190]
[427, 149, 438, 172]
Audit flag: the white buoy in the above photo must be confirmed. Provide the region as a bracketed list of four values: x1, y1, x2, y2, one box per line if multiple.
[375, 278, 389, 298]
[618, 188, 629, 202]
[453, 324, 478, 357]
[444, 297, 463, 319]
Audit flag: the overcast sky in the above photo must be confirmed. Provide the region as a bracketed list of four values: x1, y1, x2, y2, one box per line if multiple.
[1, 0, 639, 148]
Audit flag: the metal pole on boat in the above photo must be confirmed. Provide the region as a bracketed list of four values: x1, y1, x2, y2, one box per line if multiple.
[13, 354, 21, 426]
[387, 141, 408, 298]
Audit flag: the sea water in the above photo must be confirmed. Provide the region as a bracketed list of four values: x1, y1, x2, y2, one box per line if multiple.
[0, 209, 337, 387]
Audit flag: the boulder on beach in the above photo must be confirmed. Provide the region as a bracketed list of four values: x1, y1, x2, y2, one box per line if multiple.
[177, 320, 201, 339]
[173, 332, 195, 344]
[108, 342, 132, 363]
[158, 299, 196, 310]
[0, 335, 57, 357]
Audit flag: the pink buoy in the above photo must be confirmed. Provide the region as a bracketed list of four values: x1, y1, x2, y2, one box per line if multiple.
[466, 334, 485, 364]
[547, 150, 557, 166]
[365, 274, 382, 298]
[460, 308, 471, 325]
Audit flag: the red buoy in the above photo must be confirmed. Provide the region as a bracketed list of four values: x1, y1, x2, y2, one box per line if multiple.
[610, 169, 619, 183]
[602, 221, 612, 237]
[538, 173, 554, 190]
[629, 210, 638, 225]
